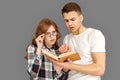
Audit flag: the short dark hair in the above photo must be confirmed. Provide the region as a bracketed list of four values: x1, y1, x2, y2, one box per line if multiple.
[62, 2, 82, 15]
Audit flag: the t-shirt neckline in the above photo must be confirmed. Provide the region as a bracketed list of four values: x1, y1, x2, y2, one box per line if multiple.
[72, 28, 91, 37]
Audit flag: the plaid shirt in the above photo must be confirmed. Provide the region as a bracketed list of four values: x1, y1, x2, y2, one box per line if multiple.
[27, 44, 63, 80]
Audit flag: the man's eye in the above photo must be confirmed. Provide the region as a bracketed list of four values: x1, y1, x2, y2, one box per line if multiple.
[71, 18, 75, 21]
[65, 20, 68, 22]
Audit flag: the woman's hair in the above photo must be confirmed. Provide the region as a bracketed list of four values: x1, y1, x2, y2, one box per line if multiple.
[32, 18, 61, 45]
[62, 2, 82, 15]
[24, 18, 61, 60]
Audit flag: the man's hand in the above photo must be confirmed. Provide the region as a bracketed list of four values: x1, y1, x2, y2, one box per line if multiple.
[59, 43, 71, 53]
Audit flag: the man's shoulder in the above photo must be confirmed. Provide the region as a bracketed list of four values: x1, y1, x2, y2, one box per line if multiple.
[64, 33, 73, 38]
[88, 27, 98, 31]
[88, 28, 102, 34]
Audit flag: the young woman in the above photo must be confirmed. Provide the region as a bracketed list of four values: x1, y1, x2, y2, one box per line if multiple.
[26, 18, 65, 80]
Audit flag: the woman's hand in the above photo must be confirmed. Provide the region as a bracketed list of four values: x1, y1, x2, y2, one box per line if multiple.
[35, 34, 45, 56]
[35, 34, 45, 47]
[54, 63, 62, 74]
[51, 58, 73, 70]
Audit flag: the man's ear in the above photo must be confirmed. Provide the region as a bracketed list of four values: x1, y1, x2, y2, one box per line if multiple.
[80, 14, 83, 22]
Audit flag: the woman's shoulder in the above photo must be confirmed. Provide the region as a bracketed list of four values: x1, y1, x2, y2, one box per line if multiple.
[27, 44, 37, 53]
[28, 44, 37, 48]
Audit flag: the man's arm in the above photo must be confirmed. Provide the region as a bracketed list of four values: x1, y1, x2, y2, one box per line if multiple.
[52, 52, 106, 76]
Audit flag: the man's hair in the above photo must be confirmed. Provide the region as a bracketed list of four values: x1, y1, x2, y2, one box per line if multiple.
[62, 2, 82, 15]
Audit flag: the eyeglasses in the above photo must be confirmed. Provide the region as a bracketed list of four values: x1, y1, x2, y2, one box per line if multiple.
[45, 31, 57, 37]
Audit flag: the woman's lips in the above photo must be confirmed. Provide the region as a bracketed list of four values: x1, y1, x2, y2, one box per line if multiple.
[50, 39, 55, 43]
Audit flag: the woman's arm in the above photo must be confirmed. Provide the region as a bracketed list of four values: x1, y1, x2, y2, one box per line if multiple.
[27, 45, 43, 78]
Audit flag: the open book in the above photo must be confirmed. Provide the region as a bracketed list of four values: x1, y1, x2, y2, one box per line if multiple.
[41, 49, 81, 62]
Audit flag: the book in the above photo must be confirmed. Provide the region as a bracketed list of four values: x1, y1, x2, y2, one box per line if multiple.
[41, 49, 81, 62]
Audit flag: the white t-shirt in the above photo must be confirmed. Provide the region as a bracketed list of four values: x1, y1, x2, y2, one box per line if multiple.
[63, 28, 106, 80]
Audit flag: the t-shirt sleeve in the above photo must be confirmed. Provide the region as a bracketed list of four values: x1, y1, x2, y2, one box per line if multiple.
[63, 34, 69, 44]
[91, 30, 106, 52]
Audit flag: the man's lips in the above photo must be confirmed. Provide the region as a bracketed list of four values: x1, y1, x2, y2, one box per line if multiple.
[69, 27, 75, 30]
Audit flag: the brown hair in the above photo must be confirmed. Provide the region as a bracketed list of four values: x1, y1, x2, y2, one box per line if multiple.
[62, 2, 82, 15]
[24, 18, 61, 60]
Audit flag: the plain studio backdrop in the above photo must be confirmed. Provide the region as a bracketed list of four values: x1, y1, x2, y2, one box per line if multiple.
[0, 0, 120, 80]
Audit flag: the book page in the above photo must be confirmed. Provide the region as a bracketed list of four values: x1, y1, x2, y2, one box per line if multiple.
[42, 49, 81, 62]
[58, 52, 80, 62]
[58, 52, 76, 57]
[41, 49, 58, 60]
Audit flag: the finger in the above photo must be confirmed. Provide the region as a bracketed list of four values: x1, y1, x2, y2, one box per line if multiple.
[64, 44, 71, 52]
[39, 40, 42, 43]
[38, 34, 45, 39]
[67, 46, 71, 52]
[59, 44, 69, 53]
[67, 58, 72, 63]
[58, 45, 64, 52]
[51, 59, 59, 65]
[40, 34, 45, 38]
[37, 34, 45, 43]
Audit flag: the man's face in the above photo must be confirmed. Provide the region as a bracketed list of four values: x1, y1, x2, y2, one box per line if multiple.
[63, 11, 83, 34]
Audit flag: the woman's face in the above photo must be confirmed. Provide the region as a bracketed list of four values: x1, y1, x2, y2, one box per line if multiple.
[44, 25, 57, 48]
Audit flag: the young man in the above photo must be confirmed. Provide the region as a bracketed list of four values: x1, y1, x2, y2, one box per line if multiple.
[52, 2, 106, 80]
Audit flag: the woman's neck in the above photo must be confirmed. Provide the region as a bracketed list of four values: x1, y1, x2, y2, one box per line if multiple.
[44, 43, 53, 49]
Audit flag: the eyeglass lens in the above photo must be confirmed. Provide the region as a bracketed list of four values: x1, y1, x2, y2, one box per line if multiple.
[45, 31, 57, 37]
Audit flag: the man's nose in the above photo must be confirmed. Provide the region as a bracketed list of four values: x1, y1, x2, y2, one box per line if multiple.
[68, 21, 72, 26]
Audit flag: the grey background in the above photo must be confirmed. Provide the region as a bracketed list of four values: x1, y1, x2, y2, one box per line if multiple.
[0, 0, 119, 80]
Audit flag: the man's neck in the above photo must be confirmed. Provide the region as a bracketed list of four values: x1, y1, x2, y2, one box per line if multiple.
[73, 25, 87, 35]
[79, 26, 87, 34]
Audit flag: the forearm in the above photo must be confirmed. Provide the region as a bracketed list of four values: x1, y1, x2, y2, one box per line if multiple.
[68, 63, 105, 76]
[36, 47, 42, 56]
[27, 45, 42, 77]
[27, 56, 43, 78]
[27, 51, 43, 74]
[27, 57, 41, 72]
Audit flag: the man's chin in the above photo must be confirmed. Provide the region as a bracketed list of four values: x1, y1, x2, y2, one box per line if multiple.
[71, 30, 76, 33]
